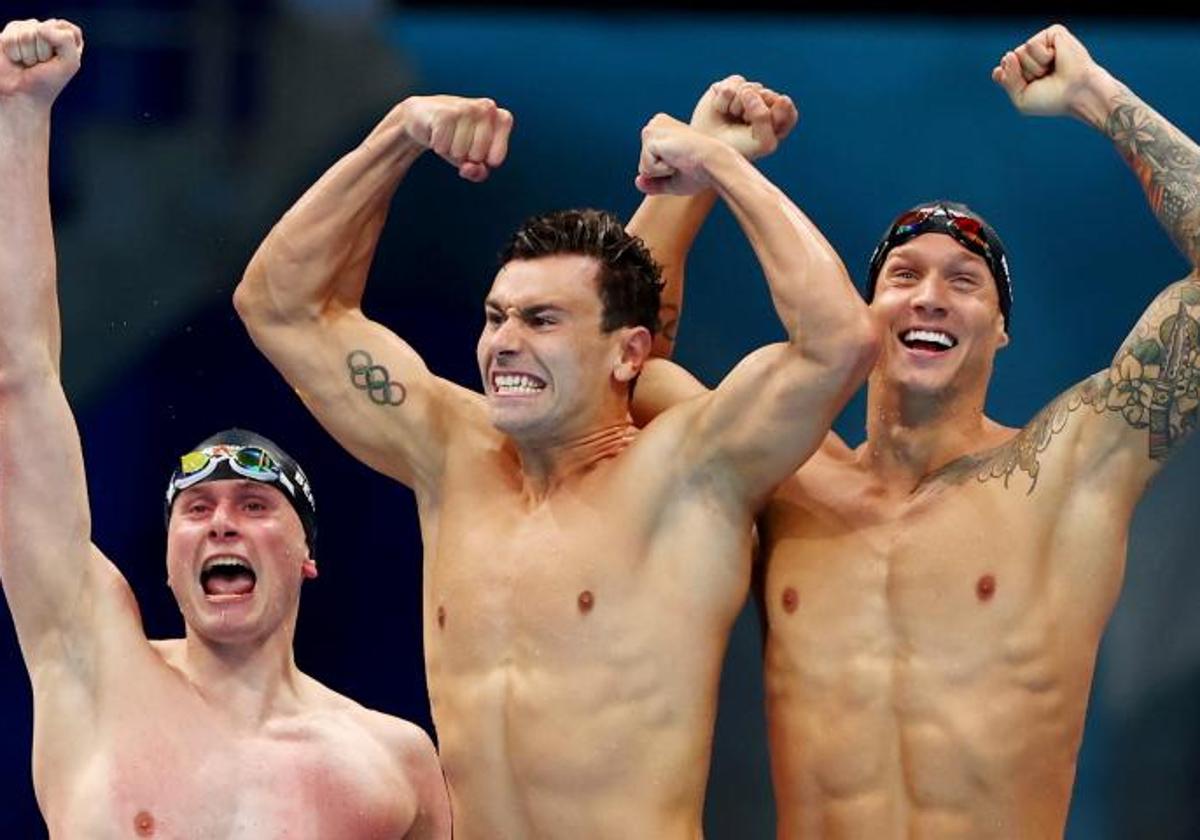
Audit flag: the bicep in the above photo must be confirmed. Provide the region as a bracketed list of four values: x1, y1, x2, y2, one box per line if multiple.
[241, 306, 468, 491]
[681, 343, 861, 505]
[0, 372, 136, 668]
[1072, 273, 1200, 486]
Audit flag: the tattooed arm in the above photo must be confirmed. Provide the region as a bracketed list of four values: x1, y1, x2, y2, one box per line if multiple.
[987, 24, 1199, 494]
[234, 96, 512, 491]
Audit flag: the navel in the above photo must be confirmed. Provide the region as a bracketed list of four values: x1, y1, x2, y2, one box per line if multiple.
[436, 604, 446, 629]
[133, 811, 156, 837]
[781, 587, 799, 614]
[578, 590, 594, 614]
[976, 574, 997, 602]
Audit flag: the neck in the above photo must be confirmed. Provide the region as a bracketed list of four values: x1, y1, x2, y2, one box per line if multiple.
[514, 418, 638, 498]
[862, 374, 992, 492]
[179, 619, 307, 728]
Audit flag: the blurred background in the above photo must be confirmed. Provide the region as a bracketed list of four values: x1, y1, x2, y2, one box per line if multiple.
[2, 0, 1199, 836]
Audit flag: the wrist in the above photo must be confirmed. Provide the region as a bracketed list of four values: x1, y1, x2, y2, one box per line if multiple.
[1068, 65, 1126, 130]
[374, 99, 431, 161]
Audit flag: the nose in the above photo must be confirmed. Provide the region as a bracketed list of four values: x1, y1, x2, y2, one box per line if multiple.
[910, 276, 948, 318]
[208, 501, 240, 541]
[489, 309, 525, 357]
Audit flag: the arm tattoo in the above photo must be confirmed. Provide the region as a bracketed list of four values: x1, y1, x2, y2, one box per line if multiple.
[1105, 92, 1200, 264]
[347, 350, 407, 407]
[929, 279, 1200, 493]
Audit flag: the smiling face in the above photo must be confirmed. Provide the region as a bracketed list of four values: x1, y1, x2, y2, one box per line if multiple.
[476, 254, 647, 443]
[869, 232, 1009, 399]
[166, 479, 316, 646]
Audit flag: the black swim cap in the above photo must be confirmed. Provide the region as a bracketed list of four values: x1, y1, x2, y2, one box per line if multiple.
[163, 428, 317, 558]
[865, 200, 1012, 332]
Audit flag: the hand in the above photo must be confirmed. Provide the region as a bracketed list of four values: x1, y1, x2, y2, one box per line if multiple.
[636, 113, 726, 196]
[991, 24, 1103, 118]
[399, 95, 513, 182]
[690, 74, 797, 161]
[0, 19, 83, 108]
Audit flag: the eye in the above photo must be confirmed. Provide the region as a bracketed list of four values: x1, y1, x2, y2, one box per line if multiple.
[243, 499, 268, 513]
[185, 501, 210, 515]
[528, 314, 557, 328]
[951, 274, 981, 290]
[890, 268, 918, 283]
[485, 310, 503, 326]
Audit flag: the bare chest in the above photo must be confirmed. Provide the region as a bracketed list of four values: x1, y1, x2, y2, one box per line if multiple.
[762, 474, 1065, 679]
[426, 475, 657, 664]
[55, 711, 411, 840]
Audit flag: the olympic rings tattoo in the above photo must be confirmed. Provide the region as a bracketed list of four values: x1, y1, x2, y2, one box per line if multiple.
[347, 350, 407, 407]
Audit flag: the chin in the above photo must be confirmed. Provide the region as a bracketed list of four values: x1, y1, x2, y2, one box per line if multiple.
[489, 404, 550, 439]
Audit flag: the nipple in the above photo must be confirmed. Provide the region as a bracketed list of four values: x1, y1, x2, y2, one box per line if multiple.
[134, 811, 156, 837]
[976, 574, 996, 602]
[578, 590, 595, 614]
[781, 587, 799, 614]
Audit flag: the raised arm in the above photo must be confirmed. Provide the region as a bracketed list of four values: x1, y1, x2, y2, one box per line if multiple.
[636, 114, 878, 505]
[627, 76, 798, 359]
[234, 96, 512, 492]
[993, 24, 1200, 489]
[629, 78, 798, 424]
[0, 19, 122, 668]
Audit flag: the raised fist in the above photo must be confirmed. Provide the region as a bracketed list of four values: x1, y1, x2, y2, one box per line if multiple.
[0, 18, 83, 106]
[690, 74, 797, 161]
[399, 95, 513, 183]
[636, 113, 725, 196]
[991, 24, 1101, 118]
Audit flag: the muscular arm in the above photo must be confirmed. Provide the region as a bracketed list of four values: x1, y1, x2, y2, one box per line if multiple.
[995, 25, 1200, 488]
[0, 20, 126, 669]
[638, 116, 877, 505]
[628, 77, 799, 417]
[234, 96, 511, 492]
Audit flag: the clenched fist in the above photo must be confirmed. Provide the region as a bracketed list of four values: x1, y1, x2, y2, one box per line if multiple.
[637, 113, 730, 196]
[690, 74, 797, 162]
[398, 95, 513, 182]
[992, 24, 1105, 119]
[0, 18, 83, 107]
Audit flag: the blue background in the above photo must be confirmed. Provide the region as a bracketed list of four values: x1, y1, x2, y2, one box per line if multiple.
[1, 2, 1198, 836]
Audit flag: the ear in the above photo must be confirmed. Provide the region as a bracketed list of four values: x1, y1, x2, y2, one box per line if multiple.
[302, 557, 319, 580]
[612, 326, 653, 383]
[995, 313, 1010, 350]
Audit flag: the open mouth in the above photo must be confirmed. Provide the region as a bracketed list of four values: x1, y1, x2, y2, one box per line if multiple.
[491, 372, 547, 395]
[200, 556, 257, 598]
[899, 328, 957, 353]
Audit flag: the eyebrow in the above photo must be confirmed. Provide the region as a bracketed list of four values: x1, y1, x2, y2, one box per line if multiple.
[483, 301, 569, 318]
[888, 248, 987, 272]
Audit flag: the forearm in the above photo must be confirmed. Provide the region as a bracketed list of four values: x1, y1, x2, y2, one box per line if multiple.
[1074, 69, 1200, 267]
[236, 102, 426, 324]
[0, 105, 59, 378]
[704, 145, 874, 369]
[626, 191, 717, 357]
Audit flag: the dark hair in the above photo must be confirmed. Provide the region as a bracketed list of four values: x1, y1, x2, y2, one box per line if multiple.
[500, 209, 664, 335]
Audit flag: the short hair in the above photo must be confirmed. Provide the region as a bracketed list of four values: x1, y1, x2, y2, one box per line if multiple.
[500, 209, 664, 335]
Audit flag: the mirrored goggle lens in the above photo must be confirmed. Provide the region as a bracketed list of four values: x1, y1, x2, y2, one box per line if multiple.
[232, 446, 277, 477]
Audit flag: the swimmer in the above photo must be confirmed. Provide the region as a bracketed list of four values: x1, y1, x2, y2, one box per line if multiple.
[0, 18, 450, 838]
[634, 23, 1200, 838]
[233, 81, 876, 836]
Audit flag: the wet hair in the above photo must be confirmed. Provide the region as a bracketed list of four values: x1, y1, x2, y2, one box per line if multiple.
[163, 428, 317, 558]
[499, 209, 664, 335]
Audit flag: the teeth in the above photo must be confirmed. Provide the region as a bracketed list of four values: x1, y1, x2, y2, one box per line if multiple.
[202, 556, 250, 573]
[902, 329, 956, 348]
[493, 373, 545, 394]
